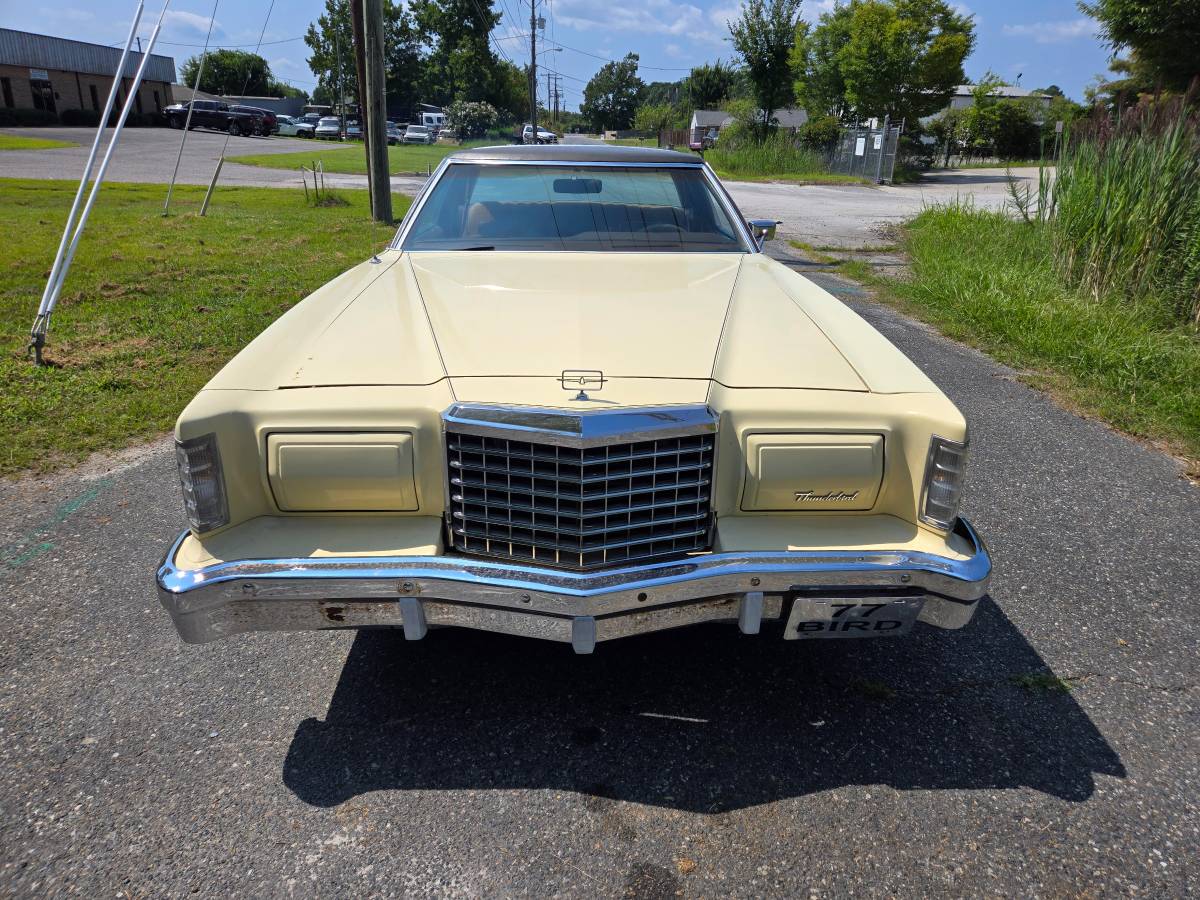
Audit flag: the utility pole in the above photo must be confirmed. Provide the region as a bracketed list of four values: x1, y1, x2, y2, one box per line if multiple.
[547, 69, 552, 125]
[363, 0, 391, 223]
[528, 0, 537, 138]
[349, 0, 370, 167]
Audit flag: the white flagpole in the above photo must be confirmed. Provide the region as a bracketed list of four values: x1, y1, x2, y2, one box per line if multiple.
[30, 0, 171, 365]
[164, 0, 220, 216]
[30, 0, 145, 361]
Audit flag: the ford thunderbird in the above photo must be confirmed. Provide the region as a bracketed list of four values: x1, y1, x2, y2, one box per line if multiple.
[157, 144, 991, 653]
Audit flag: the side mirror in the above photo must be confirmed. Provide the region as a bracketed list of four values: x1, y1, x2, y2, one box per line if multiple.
[748, 219, 781, 249]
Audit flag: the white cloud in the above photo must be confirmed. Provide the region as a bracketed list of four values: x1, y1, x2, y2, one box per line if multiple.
[556, 0, 725, 45]
[162, 10, 222, 39]
[708, 3, 741, 29]
[1002, 18, 1098, 44]
[39, 6, 95, 23]
[800, 0, 836, 23]
[665, 42, 685, 58]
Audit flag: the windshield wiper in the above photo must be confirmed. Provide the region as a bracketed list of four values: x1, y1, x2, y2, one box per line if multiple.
[460, 245, 495, 251]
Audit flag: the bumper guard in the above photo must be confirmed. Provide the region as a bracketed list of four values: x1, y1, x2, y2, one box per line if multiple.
[156, 518, 991, 652]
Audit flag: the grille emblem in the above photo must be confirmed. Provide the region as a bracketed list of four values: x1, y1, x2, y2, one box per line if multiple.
[560, 369, 607, 401]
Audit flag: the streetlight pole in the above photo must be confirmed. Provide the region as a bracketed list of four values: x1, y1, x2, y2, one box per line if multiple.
[528, 0, 537, 138]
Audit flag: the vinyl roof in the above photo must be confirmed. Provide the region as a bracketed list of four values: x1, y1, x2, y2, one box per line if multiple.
[450, 144, 703, 164]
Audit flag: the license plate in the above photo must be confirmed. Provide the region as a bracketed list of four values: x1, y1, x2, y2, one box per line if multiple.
[783, 596, 923, 640]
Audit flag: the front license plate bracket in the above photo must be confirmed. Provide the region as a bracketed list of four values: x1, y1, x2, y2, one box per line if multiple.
[783, 595, 924, 640]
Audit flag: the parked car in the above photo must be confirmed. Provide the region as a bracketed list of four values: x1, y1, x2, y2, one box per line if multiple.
[386, 122, 403, 145]
[402, 124, 436, 144]
[299, 112, 324, 126]
[157, 144, 991, 653]
[345, 119, 363, 140]
[314, 116, 342, 140]
[226, 105, 272, 137]
[275, 114, 315, 138]
[163, 99, 231, 132]
[522, 123, 559, 144]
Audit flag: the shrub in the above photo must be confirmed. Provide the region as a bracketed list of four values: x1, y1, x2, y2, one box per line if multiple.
[795, 114, 840, 150]
[633, 103, 678, 135]
[445, 100, 498, 139]
[0, 108, 59, 126]
[60, 108, 101, 127]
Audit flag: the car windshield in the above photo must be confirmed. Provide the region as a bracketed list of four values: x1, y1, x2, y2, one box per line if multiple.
[408, 126, 428, 132]
[402, 163, 747, 252]
[318, 118, 339, 126]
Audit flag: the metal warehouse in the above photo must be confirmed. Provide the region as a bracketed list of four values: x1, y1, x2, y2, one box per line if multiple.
[0, 28, 175, 117]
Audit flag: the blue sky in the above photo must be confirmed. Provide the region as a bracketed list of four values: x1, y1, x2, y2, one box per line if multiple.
[2, 0, 1113, 107]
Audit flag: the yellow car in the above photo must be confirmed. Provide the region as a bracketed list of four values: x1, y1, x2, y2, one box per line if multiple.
[158, 144, 990, 653]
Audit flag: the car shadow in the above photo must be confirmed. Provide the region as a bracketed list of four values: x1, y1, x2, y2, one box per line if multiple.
[918, 171, 1030, 186]
[282, 598, 1124, 810]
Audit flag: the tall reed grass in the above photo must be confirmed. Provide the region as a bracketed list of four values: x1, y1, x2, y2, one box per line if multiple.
[1050, 92, 1200, 325]
[706, 129, 828, 178]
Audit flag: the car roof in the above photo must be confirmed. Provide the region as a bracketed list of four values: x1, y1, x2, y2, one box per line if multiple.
[449, 144, 701, 164]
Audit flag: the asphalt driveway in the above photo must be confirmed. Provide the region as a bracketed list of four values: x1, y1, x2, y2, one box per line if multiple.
[0, 126, 428, 194]
[1, 256, 1195, 894]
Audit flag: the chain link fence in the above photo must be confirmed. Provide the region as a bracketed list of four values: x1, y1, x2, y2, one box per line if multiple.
[827, 121, 902, 183]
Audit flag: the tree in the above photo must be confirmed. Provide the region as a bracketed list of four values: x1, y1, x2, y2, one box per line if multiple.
[580, 54, 644, 131]
[489, 61, 528, 124]
[792, 0, 975, 125]
[642, 81, 684, 107]
[180, 49, 282, 97]
[791, 3, 852, 118]
[410, 0, 500, 106]
[687, 61, 737, 110]
[633, 102, 677, 135]
[305, 0, 423, 119]
[1079, 0, 1200, 92]
[728, 0, 803, 139]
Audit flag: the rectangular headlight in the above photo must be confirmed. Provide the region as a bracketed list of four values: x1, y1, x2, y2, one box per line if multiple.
[920, 435, 969, 530]
[175, 433, 229, 533]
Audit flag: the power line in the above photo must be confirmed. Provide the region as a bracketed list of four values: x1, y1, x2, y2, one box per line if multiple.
[539, 38, 692, 72]
[113, 35, 305, 49]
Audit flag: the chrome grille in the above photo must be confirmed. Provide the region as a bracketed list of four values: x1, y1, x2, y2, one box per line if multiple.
[444, 407, 716, 570]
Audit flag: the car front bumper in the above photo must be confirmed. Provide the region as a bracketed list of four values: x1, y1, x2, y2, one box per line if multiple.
[156, 518, 991, 652]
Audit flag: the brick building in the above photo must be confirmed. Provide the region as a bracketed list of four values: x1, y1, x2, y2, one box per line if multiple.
[0, 28, 175, 118]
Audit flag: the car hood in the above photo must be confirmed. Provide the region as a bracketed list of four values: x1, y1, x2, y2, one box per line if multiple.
[206, 251, 937, 398]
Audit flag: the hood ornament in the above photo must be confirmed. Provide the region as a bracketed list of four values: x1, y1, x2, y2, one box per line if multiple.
[561, 369, 607, 401]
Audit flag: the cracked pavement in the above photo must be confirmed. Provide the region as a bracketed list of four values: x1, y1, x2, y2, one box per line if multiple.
[0, 164, 1197, 897]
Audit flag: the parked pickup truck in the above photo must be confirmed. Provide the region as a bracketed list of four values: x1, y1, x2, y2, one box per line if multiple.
[163, 100, 271, 136]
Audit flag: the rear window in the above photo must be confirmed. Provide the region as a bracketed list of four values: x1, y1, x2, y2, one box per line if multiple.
[402, 163, 747, 252]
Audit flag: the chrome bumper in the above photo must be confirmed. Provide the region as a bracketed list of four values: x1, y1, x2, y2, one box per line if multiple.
[156, 518, 991, 652]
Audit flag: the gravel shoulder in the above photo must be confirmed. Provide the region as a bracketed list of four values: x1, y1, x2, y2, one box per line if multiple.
[1, 248, 1195, 895]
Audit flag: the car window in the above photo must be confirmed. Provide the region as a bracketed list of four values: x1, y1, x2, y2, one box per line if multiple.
[403, 164, 746, 252]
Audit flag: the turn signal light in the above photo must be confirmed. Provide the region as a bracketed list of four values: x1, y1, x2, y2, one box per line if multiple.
[175, 433, 229, 533]
[920, 435, 968, 530]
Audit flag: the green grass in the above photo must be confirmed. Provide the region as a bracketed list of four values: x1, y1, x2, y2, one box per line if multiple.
[0, 133, 76, 151]
[0, 179, 411, 475]
[875, 204, 1200, 463]
[228, 139, 494, 175]
[705, 131, 867, 185]
[608, 137, 657, 147]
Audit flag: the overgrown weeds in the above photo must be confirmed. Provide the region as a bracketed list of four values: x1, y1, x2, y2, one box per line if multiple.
[1053, 93, 1200, 325]
[707, 129, 831, 179]
[1007, 90, 1200, 326]
[885, 202, 1200, 461]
